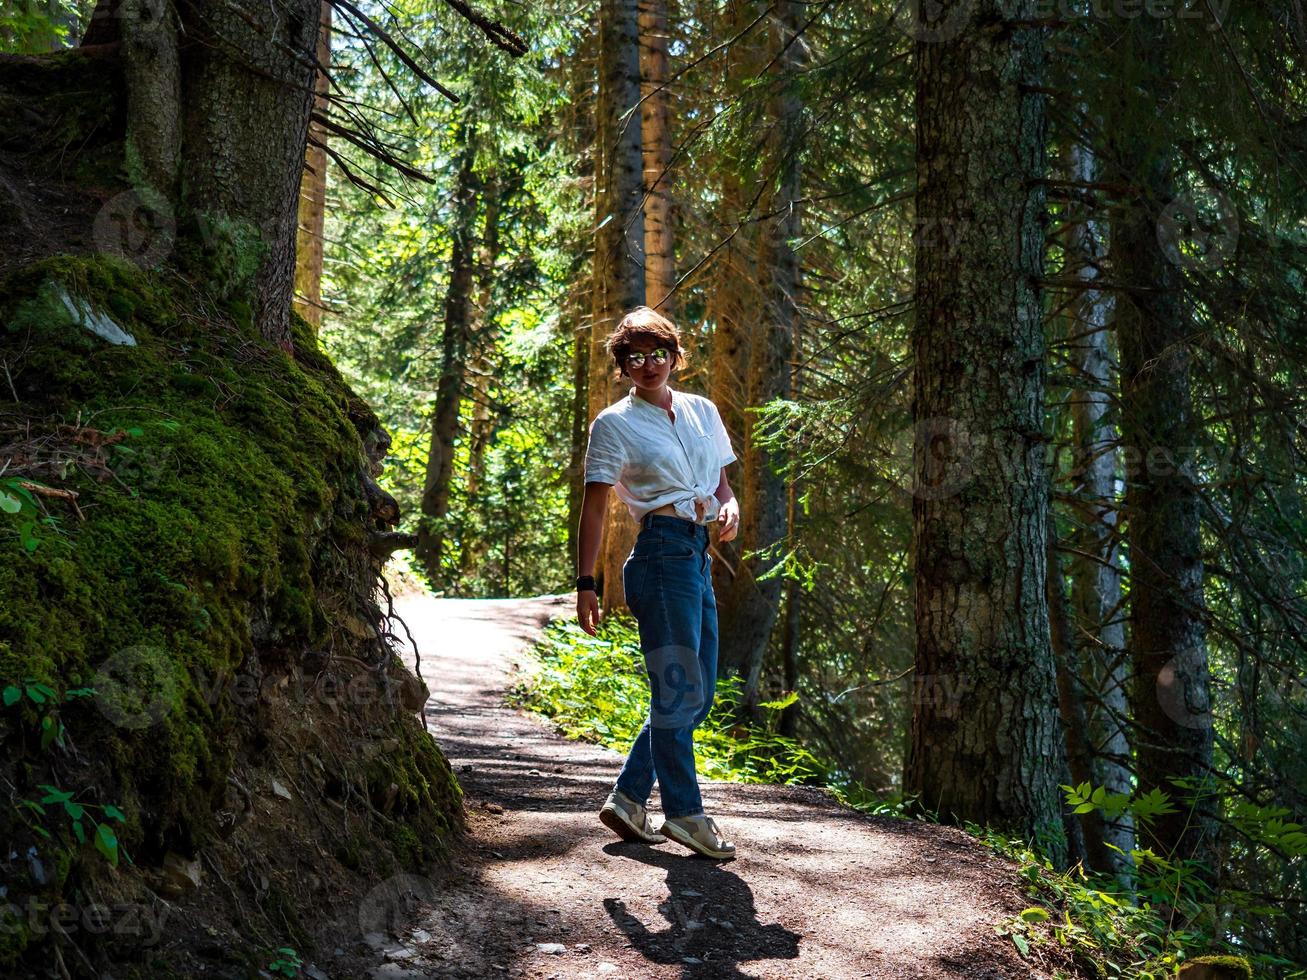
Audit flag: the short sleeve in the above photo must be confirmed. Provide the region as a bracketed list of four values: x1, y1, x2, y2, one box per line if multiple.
[711, 402, 736, 468]
[584, 415, 626, 485]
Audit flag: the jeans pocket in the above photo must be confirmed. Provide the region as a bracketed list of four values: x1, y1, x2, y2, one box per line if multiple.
[661, 541, 698, 561]
[623, 557, 649, 609]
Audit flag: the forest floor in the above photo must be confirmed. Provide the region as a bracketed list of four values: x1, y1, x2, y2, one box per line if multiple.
[332, 591, 1088, 980]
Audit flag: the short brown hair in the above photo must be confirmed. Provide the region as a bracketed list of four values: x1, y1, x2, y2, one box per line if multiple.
[604, 306, 690, 378]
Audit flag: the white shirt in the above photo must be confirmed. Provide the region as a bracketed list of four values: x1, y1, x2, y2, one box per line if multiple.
[584, 384, 737, 524]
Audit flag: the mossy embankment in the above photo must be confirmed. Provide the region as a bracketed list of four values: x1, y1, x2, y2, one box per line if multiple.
[0, 253, 464, 976]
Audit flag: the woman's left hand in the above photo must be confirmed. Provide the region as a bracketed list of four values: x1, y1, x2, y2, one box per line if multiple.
[717, 498, 740, 543]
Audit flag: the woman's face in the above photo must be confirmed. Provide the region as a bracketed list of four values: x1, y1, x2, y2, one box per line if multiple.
[624, 335, 676, 392]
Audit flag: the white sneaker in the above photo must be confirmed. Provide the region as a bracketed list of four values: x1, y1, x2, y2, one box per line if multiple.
[660, 813, 736, 860]
[599, 789, 665, 845]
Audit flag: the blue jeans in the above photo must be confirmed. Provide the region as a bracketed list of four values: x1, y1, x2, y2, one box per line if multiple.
[614, 514, 719, 819]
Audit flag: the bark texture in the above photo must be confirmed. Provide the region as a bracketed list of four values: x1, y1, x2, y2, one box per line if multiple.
[121, 0, 181, 198]
[639, 0, 675, 316]
[1107, 21, 1217, 882]
[294, 1, 332, 329]
[1065, 138, 1136, 886]
[904, 0, 1069, 865]
[591, 0, 646, 609]
[717, 0, 801, 709]
[418, 141, 479, 586]
[179, 0, 322, 350]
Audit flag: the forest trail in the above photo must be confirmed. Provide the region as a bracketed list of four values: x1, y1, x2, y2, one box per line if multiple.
[343, 591, 1080, 980]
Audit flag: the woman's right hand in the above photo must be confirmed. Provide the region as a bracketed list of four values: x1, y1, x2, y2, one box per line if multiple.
[577, 590, 601, 636]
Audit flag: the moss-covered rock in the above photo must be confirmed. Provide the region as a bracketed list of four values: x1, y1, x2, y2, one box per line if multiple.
[0, 254, 463, 973]
[1177, 954, 1253, 979]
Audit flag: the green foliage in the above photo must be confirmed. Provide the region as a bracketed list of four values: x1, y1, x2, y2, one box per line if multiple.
[0, 0, 83, 54]
[0, 477, 59, 553]
[266, 946, 304, 977]
[3, 676, 126, 868]
[971, 823, 1276, 980]
[513, 614, 834, 788]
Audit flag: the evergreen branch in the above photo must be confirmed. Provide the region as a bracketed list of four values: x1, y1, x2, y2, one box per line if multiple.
[326, 0, 459, 104]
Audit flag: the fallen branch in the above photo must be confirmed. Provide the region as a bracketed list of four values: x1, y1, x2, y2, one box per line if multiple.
[16, 480, 84, 520]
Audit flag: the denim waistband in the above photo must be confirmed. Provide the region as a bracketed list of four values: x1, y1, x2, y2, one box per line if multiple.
[640, 512, 709, 537]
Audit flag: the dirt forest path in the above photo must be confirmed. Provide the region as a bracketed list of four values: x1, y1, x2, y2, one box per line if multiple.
[346, 592, 1083, 980]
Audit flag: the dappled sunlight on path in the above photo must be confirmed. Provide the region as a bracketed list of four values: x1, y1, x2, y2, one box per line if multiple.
[342, 592, 1085, 979]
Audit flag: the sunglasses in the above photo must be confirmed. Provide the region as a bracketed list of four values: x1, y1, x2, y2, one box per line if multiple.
[625, 348, 672, 370]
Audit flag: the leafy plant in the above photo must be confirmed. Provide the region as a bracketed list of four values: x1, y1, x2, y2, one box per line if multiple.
[4, 678, 128, 867]
[0, 477, 56, 553]
[22, 787, 128, 867]
[3, 677, 95, 749]
[267, 946, 303, 977]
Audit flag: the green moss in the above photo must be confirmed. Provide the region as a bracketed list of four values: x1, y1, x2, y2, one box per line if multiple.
[1182, 955, 1252, 979]
[0, 257, 462, 969]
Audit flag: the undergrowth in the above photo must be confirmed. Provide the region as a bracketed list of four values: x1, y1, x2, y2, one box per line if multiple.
[514, 613, 1291, 980]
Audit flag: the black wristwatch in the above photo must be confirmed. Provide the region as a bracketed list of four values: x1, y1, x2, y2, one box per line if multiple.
[575, 575, 596, 593]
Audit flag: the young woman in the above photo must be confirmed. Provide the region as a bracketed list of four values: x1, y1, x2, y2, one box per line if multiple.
[576, 306, 741, 860]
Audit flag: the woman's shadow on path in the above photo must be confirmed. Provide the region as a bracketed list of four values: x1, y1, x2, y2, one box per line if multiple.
[601, 843, 801, 978]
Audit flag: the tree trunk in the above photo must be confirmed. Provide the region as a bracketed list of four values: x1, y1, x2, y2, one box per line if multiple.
[294, 1, 332, 331]
[121, 0, 180, 199]
[1107, 21, 1217, 884]
[417, 139, 478, 586]
[904, 0, 1069, 866]
[719, 0, 801, 713]
[1046, 517, 1097, 872]
[592, 0, 645, 610]
[566, 32, 597, 586]
[1065, 138, 1136, 888]
[179, 0, 323, 350]
[457, 177, 503, 587]
[639, 0, 675, 316]
[706, 1, 754, 608]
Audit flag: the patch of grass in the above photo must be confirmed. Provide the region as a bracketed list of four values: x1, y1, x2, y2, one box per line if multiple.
[510, 613, 836, 789]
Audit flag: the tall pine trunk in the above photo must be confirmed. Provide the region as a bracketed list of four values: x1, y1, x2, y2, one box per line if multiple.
[1107, 19, 1217, 886]
[639, 0, 675, 316]
[458, 179, 504, 586]
[1065, 138, 1136, 887]
[294, 1, 332, 331]
[719, 0, 801, 712]
[418, 139, 478, 586]
[904, 0, 1068, 866]
[591, 0, 646, 609]
[83, 0, 322, 349]
[180, 0, 323, 350]
[566, 27, 598, 577]
[707, 0, 756, 612]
